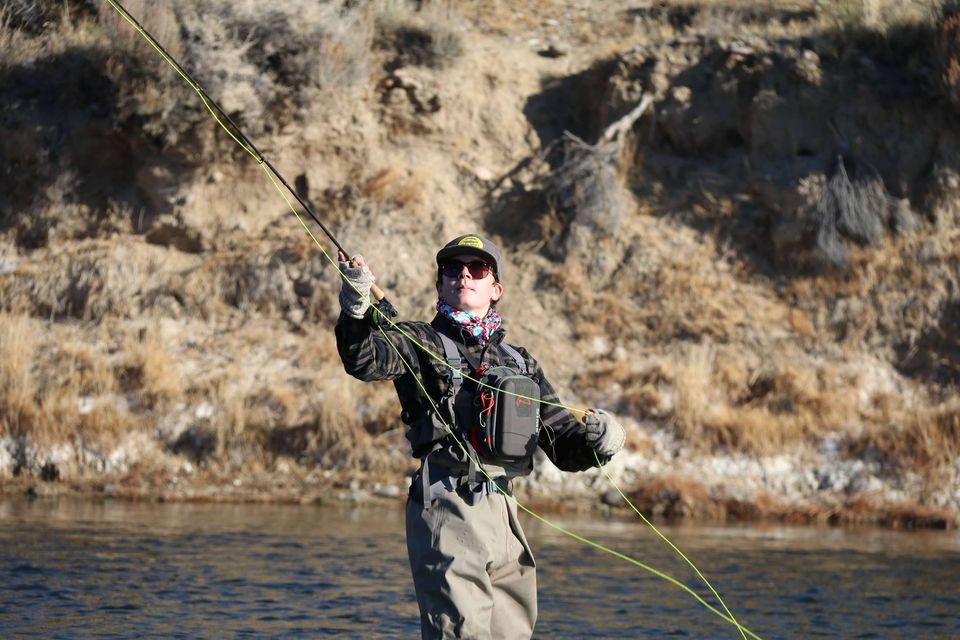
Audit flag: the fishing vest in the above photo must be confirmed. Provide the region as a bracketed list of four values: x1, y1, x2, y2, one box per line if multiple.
[403, 330, 541, 477]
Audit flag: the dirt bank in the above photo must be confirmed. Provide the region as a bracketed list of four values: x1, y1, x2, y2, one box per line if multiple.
[1, 1, 959, 528]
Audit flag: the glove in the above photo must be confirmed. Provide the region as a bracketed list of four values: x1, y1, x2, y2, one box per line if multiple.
[583, 409, 625, 460]
[338, 256, 375, 319]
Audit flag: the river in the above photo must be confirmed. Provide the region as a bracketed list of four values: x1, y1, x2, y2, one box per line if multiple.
[1, 497, 958, 638]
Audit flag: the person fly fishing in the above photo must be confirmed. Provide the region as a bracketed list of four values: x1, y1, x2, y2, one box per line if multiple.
[335, 233, 625, 639]
[103, 2, 750, 635]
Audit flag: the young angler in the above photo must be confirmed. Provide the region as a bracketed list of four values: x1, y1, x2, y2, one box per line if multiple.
[335, 234, 625, 639]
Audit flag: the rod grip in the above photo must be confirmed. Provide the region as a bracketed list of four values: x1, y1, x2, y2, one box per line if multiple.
[370, 283, 386, 302]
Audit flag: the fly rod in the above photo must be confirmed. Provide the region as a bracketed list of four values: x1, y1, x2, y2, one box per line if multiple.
[105, 0, 397, 317]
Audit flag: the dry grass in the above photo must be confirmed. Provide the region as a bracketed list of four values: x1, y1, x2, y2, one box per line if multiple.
[0, 313, 38, 439]
[855, 400, 960, 473]
[2, 0, 374, 155]
[0, 314, 141, 453]
[576, 340, 869, 456]
[936, 1, 960, 107]
[670, 342, 717, 443]
[118, 328, 184, 407]
[373, 0, 464, 69]
[363, 166, 429, 209]
[819, 0, 937, 31]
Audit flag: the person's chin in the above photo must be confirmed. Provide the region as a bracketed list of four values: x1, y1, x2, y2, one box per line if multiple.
[454, 295, 482, 313]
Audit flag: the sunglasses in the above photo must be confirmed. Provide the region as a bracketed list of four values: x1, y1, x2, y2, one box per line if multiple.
[439, 260, 494, 280]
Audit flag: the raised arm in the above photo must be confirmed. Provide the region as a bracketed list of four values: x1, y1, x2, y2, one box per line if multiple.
[334, 252, 421, 382]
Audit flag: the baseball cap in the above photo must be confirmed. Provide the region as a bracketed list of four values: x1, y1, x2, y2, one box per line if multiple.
[436, 234, 502, 281]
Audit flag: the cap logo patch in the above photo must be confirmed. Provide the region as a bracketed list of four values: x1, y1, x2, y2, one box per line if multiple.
[458, 236, 484, 248]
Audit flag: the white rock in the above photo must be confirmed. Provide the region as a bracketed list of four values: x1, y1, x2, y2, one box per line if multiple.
[0, 256, 17, 276]
[591, 335, 609, 354]
[0, 437, 14, 474]
[195, 402, 214, 419]
[474, 166, 494, 181]
[77, 397, 95, 416]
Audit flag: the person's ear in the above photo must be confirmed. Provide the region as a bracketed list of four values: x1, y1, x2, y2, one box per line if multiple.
[491, 282, 503, 302]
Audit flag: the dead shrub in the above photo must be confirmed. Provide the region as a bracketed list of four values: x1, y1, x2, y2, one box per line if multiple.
[39, 247, 144, 320]
[61, 342, 116, 397]
[245, 385, 297, 435]
[936, 0, 960, 108]
[814, 153, 912, 272]
[97, 1, 198, 148]
[542, 133, 630, 258]
[2, 0, 97, 35]
[374, 0, 463, 69]
[221, 253, 297, 314]
[97, 0, 371, 148]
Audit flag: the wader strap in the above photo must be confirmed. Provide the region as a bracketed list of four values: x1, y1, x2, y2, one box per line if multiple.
[500, 343, 527, 374]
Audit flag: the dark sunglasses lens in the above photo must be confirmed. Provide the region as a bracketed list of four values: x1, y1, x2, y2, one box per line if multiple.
[440, 262, 461, 277]
[465, 261, 491, 278]
[440, 261, 491, 279]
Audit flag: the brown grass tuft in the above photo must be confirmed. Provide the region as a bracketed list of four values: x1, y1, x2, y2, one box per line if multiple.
[132, 329, 184, 406]
[628, 475, 726, 520]
[857, 400, 960, 472]
[0, 313, 39, 439]
[363, 166, 428, 209]
[670, 342, 717, 443]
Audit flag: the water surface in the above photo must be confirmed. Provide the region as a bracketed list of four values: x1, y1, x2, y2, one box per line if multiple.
[1, 497, 958, 638]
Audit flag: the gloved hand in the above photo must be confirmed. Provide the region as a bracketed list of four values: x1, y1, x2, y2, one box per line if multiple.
[583, 409, 625, 460]
[338, 254, 375, 319]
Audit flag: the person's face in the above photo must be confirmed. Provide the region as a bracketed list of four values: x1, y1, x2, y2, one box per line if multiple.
[437, 254, 503, 317]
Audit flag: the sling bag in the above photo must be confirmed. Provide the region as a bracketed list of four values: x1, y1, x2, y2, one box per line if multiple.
[437, 333, 541, 464]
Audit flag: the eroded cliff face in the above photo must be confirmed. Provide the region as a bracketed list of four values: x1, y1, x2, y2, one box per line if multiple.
[1, 1, 958, 526]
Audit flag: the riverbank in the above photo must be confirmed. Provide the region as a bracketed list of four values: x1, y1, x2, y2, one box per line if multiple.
[4, 430, 957, 530]
[2, 1, 959, 531]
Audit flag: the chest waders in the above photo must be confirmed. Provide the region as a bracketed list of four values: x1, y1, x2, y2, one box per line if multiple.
[418, 333, 541, 509]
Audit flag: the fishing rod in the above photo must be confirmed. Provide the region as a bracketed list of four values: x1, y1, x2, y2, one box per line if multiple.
[104, 0, 397, 318]
[103, 2, 756, 637]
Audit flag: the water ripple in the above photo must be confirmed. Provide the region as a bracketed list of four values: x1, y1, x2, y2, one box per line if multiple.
[1, 499, 958, 638]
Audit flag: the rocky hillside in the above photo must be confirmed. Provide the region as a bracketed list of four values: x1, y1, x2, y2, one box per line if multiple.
[2, 0, 959, 527]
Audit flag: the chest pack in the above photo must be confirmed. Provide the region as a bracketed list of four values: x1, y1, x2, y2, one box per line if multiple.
[437, 333, 541, 464]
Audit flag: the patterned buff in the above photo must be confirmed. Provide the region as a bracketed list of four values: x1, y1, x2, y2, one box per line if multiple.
[436, 299, 502, 346]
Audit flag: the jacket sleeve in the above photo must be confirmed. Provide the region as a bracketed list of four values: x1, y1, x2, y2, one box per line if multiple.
[334, 312, 422, 382]
[519, 349, 601, 472]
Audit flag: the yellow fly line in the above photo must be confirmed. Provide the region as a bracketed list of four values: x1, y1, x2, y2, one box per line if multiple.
[103, 1, 757, 637]
[380, 325, 756, 640]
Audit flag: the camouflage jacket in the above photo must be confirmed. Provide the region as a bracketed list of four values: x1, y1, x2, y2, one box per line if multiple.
[335, 311, 603, 472]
